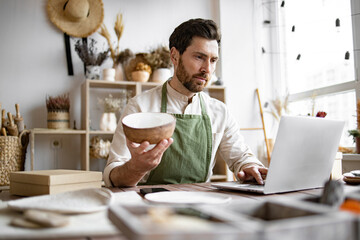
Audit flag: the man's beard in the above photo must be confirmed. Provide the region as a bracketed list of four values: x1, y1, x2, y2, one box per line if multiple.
[176, 58, 210, 93]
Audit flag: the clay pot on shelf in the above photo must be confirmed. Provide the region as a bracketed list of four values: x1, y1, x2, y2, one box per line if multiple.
[151, 68, 172, 83]
[131, 71, 150, 82]
[356, 137, 360, 154]
[103, 68, 116, 81]
[114, 64, 125, 81]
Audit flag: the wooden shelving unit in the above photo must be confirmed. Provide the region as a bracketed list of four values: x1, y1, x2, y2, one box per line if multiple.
[30, 79, 229, 181]
[29, 128, 86, 170]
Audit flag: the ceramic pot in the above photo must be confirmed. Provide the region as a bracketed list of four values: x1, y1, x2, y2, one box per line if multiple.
[86, 65, 100, 80]
[356, 137, 360, 154]
[103, 68, 115, 81]
[114, 64, 125, 81]
[151, 68, 172, 83]
[131, 71, 150, 82]
[99, 112, 117, 132]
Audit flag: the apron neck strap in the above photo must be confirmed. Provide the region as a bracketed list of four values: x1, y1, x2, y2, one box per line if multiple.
[161, 81, 207, 115]
[161, 82, 167, 113]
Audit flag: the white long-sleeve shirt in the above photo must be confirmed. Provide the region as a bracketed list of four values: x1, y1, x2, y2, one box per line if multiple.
[103, 82, 263, 186]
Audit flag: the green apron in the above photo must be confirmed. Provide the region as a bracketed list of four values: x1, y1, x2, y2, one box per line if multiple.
[145, 82, 212, 185]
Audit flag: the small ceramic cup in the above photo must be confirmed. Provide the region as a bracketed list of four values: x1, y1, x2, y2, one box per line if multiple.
[103, 68, 116, 81]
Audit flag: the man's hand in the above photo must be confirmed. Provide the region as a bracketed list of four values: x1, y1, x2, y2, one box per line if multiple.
[237, 165, 268, 185]
[125, 138, 174, 174]
[110, 138, 173, 187]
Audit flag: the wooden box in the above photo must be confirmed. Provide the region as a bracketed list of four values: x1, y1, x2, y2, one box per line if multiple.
[10, 169, 102, 196]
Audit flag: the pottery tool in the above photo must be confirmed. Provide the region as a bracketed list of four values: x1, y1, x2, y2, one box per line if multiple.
[1, 109, 7, 129]
[1, 127, 7, 136]
[14, 103, 24, 132]
[7, 112, 19, 136]
[24, 209, 69, 228]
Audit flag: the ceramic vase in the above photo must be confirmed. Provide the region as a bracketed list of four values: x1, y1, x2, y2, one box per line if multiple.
[356, 137, 360, 154]
[99, 112, 117, 132]
[86, 65, 100, 80]
[114, 64, 125, 81]
[151, 68, 172, 83]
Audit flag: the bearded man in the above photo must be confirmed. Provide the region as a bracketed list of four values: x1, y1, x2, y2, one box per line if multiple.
[104, 18, 267, 187]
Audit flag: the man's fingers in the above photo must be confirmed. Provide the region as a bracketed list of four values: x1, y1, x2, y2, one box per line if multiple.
[237, 171, 245, 180]
[238, 166, 267, 185]
[253, 171, 264, 185]
[259, 167, 268, 175]
[126, 138, 150, 154]
[149, 138, 173, 157]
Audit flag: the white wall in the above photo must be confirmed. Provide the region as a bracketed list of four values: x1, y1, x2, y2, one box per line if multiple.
[0, 0, 264, 170]
[220, 0, 269, 163]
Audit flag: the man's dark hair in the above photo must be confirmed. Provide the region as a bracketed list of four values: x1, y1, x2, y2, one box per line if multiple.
[169, 18, 221, 55]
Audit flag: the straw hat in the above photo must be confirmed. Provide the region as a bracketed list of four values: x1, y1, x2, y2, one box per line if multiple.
[47, 0, 104, 38]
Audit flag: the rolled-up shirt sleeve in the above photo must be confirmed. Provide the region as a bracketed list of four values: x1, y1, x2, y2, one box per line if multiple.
[210, 101, 264, 180]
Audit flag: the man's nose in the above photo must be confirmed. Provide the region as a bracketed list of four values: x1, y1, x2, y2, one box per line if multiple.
[200, 60, 211, 73]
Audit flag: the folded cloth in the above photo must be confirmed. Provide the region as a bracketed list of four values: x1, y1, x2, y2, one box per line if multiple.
[7, 188, 113, 214]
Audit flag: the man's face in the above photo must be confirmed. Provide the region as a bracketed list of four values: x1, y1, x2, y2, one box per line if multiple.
[175, 37, 219, 93]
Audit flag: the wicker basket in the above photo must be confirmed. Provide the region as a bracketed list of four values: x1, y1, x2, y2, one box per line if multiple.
[0, 130, 29, 186]
[47, 111, 70, 129]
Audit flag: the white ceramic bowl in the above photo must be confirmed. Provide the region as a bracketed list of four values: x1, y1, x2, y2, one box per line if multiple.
[122, 112, 176, 144]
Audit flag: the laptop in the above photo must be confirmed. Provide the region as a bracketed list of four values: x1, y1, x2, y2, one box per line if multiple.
[212, 115, 345, 194]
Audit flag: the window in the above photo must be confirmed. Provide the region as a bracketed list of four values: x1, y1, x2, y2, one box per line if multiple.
[274, 0, 356, 147]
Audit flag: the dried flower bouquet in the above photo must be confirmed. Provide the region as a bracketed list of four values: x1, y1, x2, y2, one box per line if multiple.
[74, 38, 109, 66]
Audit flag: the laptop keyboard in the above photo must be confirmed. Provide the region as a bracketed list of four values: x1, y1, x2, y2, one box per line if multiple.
[238, 183, 264, 189]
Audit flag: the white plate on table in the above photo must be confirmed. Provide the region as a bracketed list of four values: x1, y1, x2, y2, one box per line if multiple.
[7, 188, 113, 214]
[144, 191, 232, 204]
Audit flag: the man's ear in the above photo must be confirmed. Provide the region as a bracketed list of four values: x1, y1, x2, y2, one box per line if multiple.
[170, 47, 179, 65]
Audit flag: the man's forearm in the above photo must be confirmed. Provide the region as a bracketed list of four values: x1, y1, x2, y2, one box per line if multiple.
[109, 162, 147, 187]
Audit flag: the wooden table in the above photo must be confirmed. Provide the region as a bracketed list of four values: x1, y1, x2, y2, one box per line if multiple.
[1, 182, 359, 240]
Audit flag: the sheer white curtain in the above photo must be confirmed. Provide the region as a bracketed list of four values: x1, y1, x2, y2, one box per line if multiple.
[263, 0, 356, 147]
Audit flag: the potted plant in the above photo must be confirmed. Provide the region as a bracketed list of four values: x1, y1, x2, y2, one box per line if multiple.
[348, 99, 360, 153]
[131, 62, 152, 82]
[74, 38, 109, 79]
[46, 93, 70, 129]
[144, 45, 173, 83]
